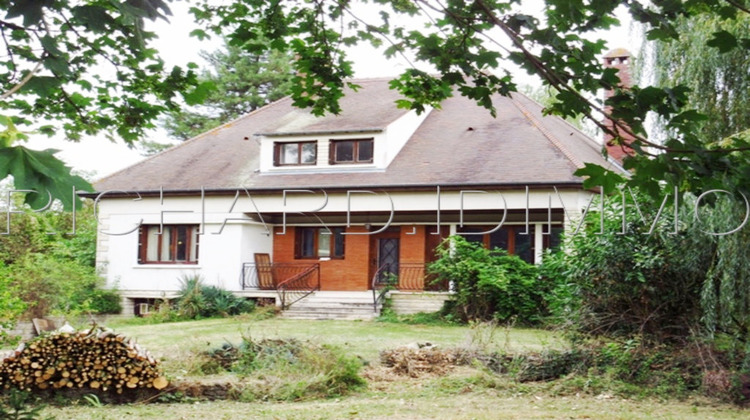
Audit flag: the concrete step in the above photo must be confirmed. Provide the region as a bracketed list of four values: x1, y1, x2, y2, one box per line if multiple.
[293, 299, 374, 306]
[280, 291, 380, 320]
[389, 292, 451, 315]
[285, 305, 375, 313]
[280, 310, 377, 320]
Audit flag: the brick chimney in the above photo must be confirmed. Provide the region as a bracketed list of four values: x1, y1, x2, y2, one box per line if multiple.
[602, 48, 635, 163]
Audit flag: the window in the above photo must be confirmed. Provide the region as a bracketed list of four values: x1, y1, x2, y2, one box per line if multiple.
[274, 141, 317, 166]
[139, 225, 199, 264]
[542, 226, 564, 250]
[330, 139, 373, 164]
[457, 225, 561, 263]
[295, 227, 345, 259]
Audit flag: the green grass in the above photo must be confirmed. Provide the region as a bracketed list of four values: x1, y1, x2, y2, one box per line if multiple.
[105, 316, 562, 375]
[43, 392, 749, 419]
[5, 316, 747, 419]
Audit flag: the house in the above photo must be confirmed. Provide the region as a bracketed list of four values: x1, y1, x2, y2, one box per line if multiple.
[89, 77, 622, 318]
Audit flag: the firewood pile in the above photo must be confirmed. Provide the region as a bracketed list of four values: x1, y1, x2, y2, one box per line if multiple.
[0, 326, 168, 394]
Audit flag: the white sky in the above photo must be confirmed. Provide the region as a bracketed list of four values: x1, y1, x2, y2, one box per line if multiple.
[25, 2, 636, 181]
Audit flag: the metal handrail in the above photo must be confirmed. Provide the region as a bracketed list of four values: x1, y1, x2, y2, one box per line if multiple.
[398, 263, 450, 291]
[241, 262, 320, 290]
[277, 264, 320, 309]
[240, 262, 255, 289]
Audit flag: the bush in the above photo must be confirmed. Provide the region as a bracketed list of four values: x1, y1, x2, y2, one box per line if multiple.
[176, 275, 206, 319]
[428, 236, 547, 324]
[88, 288, 123, 314]
[0, 263, 26, 325]
[200, 286, 255, 317]
[541, 193, 711, 342]
[1, 254, 119, 318]
[176, 275, 254, 319]
[0, 390, 47, 420]
[202, 337, 365, 401]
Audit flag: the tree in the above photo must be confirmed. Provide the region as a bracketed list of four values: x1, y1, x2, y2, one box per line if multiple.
[641, 12, 750, 352]
[190, 0, 750, 199]
[0, 0, 203, 209]
[645, 12, 750, 143]
[541, 193, 713, 342]
[162, 39, 294, 141]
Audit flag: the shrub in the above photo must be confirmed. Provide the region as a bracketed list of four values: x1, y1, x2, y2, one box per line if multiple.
[176, 275, 206, 319]
[203, 337, 365, 401]
[541, 193, 711, 342]
[2, 254, 118, 318]
[0, 263, 26, 326]
[87, 288, 123, 314]
[176, 275, 254, 319]
[428, 236, 547, 324]
[200, 286, 254, 317]
[0, 390, 47, 420]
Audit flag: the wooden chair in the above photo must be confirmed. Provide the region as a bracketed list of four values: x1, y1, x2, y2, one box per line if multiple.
[254, 253, 275, 289]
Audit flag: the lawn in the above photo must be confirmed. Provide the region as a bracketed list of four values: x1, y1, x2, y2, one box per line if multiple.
[105, 315, 562, 374]
[15, 316, 748, 419]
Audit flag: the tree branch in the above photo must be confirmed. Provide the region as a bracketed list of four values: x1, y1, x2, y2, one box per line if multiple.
[0, 20, 31, 32]
[470, 0, 750, 156]
[724, 0, 750, 15]
[1, 27, 18, 82]
[340, 6, 418, 69]
[0, 59, 43, 100]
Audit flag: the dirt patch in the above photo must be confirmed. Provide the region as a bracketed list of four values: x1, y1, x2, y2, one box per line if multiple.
[379, 346, 476, 377]
[171, 379, 239, 400]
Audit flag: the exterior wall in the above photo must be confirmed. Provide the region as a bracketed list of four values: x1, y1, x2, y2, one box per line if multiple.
[94, 188, 592, 296]
[272, 224, 436, 292]
[400, 225, 427, 264]
[273, 225, 370, 291]
[246, 188, 591, 217]
[95, 196, 272, 295]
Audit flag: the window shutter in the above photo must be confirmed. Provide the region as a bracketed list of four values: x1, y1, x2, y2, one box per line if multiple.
[273, 143, 280, 166]
[137, 226, 143, 263]
[329, 141, 336, 165]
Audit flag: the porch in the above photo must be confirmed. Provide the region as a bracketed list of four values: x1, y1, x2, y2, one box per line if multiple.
[240, 257, 450, 318]
[240, 260, 449, 293]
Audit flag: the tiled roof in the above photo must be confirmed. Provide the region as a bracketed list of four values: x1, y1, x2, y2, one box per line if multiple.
[94, 78, 618, 193]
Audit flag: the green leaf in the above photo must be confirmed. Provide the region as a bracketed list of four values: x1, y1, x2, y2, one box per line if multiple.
[70, 5, 115, 32]
[574, 163, 625, 194]
[0, 146, 91, 210]
[190, 28, 210, 40]
[5, 0, 49, 27]
[19, 76, 61, 96]
[707, 30, 738, 53]
[0, 115, 28, 147]
[182, 81, 216, 105]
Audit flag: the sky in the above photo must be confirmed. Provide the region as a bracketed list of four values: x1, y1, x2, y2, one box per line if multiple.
[25, 2, 636, 181]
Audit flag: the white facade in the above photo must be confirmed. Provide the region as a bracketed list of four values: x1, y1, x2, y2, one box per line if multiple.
[94, 187, 591, 301]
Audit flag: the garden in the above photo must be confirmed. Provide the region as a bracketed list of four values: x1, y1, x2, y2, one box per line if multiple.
[2, 193, 750, 419]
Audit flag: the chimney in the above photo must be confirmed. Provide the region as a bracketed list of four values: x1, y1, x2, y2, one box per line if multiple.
[602, 48, 635, 163]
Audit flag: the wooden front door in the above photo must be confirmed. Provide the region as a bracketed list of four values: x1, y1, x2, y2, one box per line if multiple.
[369, 229, 400, 289]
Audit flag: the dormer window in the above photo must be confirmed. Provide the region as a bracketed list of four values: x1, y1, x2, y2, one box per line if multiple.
[274, 141, 317, 166]
[330, 138, 373, 164]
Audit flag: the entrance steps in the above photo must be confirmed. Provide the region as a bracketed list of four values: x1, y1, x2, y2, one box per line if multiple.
[280, 291, 379, 320]
[388, 292, 452, 315]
